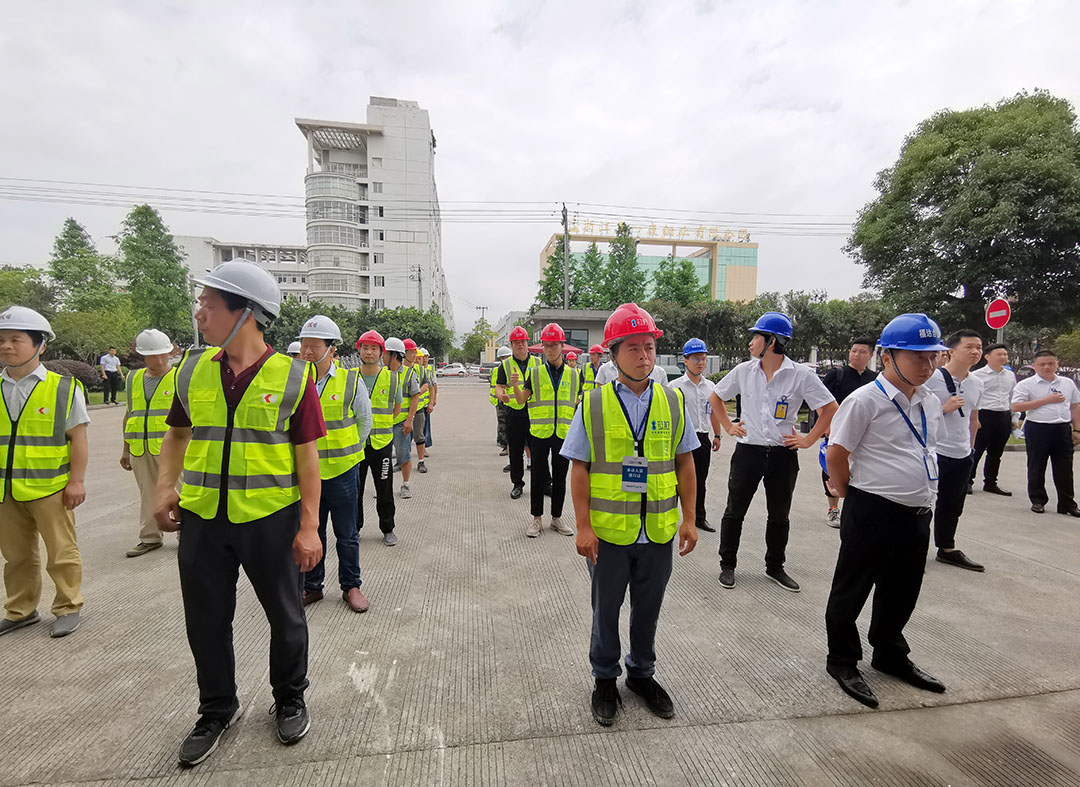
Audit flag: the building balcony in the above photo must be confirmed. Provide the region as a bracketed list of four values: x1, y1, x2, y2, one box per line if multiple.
[304, 172, 359, 201]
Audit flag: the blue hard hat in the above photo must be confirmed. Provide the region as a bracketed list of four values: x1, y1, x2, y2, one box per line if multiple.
[683, 337, 708, 356]
[878, 313, 949, 351]
[749, 311, 793, 339]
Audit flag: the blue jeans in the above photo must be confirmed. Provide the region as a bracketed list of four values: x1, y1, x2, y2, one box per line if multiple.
[304, 466, 361, 592]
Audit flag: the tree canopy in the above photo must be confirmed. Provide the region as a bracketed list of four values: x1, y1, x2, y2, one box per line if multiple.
[47, 218, 117, 311]
[115, 205, 192, 338]
[535, 236, 572, 309]
[651, 253, 709, 304]
[601, 223, 647, 307]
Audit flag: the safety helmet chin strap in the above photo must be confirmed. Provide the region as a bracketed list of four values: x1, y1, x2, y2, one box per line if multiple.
[611, 340, 651, 383]
[886, 349, 919, 388]
[755, 332, 774, 359]
[312, 344, 333, 366]
[218, 305, 253, 351]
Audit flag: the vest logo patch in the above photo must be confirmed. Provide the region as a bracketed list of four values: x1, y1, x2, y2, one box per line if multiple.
[330, 393, 341, 401]
[262, 393, 278, 404]
[651, 419, 670, 431]
[37, 407, 50, 415]
[163, 390, 172, 397]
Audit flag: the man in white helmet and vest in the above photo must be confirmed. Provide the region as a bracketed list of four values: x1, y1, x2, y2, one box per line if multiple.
[0, 306, 89, 639]
[154, 260, 326, 766]
[296, 315, 372, 613]
[491, 345, 512, 457]
[121, 328, 179, 557]
[561, 303, 700, 726]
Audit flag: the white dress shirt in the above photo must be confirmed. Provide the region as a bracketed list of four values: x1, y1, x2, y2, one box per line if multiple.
[315, 363, 373, 446]
[670, 373, 715, 436]
[971, 365, 1016, 411]
[923, 369, 982, 459]
[1, 363, 91, 430]
[99, 353, 121, 373]
[829, 375, 944, 508]
[1011, 374, 1080, 424]
[594, 360, 668, 387]
[712, 356, 834, 446]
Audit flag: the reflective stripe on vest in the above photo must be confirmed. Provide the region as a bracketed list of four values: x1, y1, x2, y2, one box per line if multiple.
[502, 355, 539, 411]
[124, 367, 177, 457]
[582, 362, 600, 392]
[367, 367, 398, 450]
[0, 371, 77, 503]
[527, 363, 579, 439]
[582, 383, 684, 545]
[317, 367, 364, 479]
[489, 366, 499, 406]
[175, 348, 307, 523]
[418, 366, 431, 408]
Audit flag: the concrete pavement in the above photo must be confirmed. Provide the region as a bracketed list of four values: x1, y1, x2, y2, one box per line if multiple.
[2, 376, 1080, 786]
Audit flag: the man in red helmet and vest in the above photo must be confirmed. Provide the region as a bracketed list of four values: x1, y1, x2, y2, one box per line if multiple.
[582, 344, 605, 394]
[561, 303, 700, 726]
[514, 322, 578, 538]
[355, 329, 401, 546]
[495, 326, 539, 500]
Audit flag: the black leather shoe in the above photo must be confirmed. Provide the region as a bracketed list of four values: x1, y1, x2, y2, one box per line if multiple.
[697, 519, 716, 533]
[826, 663, 878, 708]
[872, 659, 946, 693]
[503, 464, 511, 473]
[718, 567, 735, 589]
[935, 549, 984, 572]
[765, 567, 801, 592]
[591, 678, 621, 726]
[510, 485, 523, 500]
[1031, 503, 1045, 514]
[1057, 506, 1080, 517]
[625, 675, 675, 719]
[983, 484, 1012, 496]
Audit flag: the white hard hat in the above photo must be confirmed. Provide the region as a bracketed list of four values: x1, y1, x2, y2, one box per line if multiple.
[496, 345, 512, 359]
[418, 347, 429, 357]
[135, 328, 173, 356]
[0, 306, 55, 342]
[287, 341, 302, 356]
[194, 260, 281, 324]
[384, 337, 406, 355]
[298, 314, 342, 342]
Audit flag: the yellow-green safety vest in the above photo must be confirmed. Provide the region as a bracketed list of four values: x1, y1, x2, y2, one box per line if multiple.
[501, 355, 540, 411]
[0, 370, 79, 503]
[488, 366, 499, 406]
[367, 366, 398, 450]
[124, 367, 177, 457]
[527, 362, 579, 439]
[316, 366, 365, 479]
[582, 362, 601, 393]
[175, 347, 308, 523]
[394, 364, 420, 425]
[582, 382, 685, 545]
[418, 365, 431, 409]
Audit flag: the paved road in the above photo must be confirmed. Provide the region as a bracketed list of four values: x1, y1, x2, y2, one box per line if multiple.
[3, 377, 1079, 786]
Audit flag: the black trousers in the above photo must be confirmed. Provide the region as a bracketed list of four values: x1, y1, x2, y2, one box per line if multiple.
[178, 502, 309, 719]
[506, 413, 530, 488]
[970, 410, 1012, 486]
[691, 432, 711, 524]
[104, 370, 122, 403]
[530, 433, 568, 517]
[1024, 421, 1075, 510]
[933, 453, 973, 550]
[719, 443, 799, 570]
[357, 441, 396, 533]
[825, 486, 931, 669]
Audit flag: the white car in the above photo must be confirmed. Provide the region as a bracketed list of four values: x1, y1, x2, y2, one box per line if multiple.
[438, 363, 467, 377]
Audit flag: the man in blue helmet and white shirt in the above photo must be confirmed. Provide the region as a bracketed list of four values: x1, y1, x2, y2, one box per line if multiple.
[708, 312, 837, 593]
[670, 338, 720, 533]
[824, 313, 949, 709]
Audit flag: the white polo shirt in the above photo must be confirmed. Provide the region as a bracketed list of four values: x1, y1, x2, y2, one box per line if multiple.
[712, 356, 834, 446]
[923, 368, 983, 460]
[670, 373, 715, 436]
[594, 360, 668, 387]
[971, 365, 1016, 412]
[1011, 374, 1080, 424]
[829, 375, 944, 508]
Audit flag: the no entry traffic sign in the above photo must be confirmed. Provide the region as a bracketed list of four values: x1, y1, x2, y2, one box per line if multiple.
[985, 298, 1011, 331]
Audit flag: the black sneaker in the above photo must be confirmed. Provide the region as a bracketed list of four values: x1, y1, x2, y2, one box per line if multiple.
[718, 567, 736, 589]
[766, 567, 801, 592]
[510, 484, 524, 500]
[625, 675, 675, 719]
[178, 703, 242, 766]
[591, 678, 621, 726]
[503, 464, 511, 473]
[272, 696, 310, 745]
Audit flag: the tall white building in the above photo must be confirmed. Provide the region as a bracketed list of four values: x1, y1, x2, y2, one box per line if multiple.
[295, 98, 454, 328]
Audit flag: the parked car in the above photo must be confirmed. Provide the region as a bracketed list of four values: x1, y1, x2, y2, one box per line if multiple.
[438, 363, 467, 377]
[466, 365, 483, 377]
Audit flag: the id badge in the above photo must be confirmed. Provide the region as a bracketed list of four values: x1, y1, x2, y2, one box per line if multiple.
[923, 450, 939, 481]
[773, 397, 789, 420]
[622, 456, 648, 493]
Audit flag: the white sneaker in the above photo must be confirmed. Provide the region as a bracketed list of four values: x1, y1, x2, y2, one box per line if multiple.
[826, 508, 840, 528]
[399, 484, 412, 499]
[526, 517, 542, 538]
[550, 517, 574, 536]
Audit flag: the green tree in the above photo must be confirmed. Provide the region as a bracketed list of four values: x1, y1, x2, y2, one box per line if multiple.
[47, 218, 117, 311]
[535, 236, 573, 308]
[0, 265, 55, 314]
[651, 253, 709, 304]
[115, 205, 191, 337]
[49, 297, 140, 364]
[462, 317, 495, 362]
[573, 242, 607, 308]
[848, 91, 1080, 332]
[602, 223, 647, 307]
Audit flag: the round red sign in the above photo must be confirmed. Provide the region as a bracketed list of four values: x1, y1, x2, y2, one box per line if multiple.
[985, 298, 1011, 330]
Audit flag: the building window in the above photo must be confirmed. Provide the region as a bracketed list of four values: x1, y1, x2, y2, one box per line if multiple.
[360, 276, 370, 294]
[374, 299, 385, 310]
[378, 206, 385, 218]
[371, 157, 382, 167]
[373, 253, 383, 265]
[374, 276, 385, 287]
[306, 200, 362, 223]
[372, 182, 383, 193]
[377, 230, 385, 241]
[292, 276, 297, 283]
[307, 225, 359, 246]
[301, 276, 306, 283]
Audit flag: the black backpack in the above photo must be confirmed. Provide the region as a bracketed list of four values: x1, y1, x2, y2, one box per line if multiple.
[938, 367, 964, 417]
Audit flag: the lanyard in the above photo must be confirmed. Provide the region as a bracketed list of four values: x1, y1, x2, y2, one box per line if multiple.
[876, 380, 926, 448]
[615, 384, 654, 451]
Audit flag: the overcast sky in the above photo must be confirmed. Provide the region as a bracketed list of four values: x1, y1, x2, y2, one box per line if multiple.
[2, 0, 1077, 334]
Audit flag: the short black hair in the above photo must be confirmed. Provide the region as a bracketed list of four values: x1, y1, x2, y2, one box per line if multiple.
[26, 330, 44, 348]
[216, 288, 272, 331]
[1035, 349, 1057, 360]
[108, 346, 117, 351]
[945, 329, 983, 349]
[851, 337, 874, 350]
[983, 343, 1007, 354]
[753, 331, 787, 356]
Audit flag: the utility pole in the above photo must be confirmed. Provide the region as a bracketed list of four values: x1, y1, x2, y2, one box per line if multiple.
[562, 202, 570, 309]
[409, 265, 423, 310]
[476, 305, 488, 327]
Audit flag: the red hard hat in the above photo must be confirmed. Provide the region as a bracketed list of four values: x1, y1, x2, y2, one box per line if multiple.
[509, 326, 529, 342]
[566, 351, 578, 360]
[602, 303, 663, 348]
[589, 344, 604, 354]
[540, 322, 566, 342]
[357, 329, 385, 351]
[403, 338, 417, 351]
